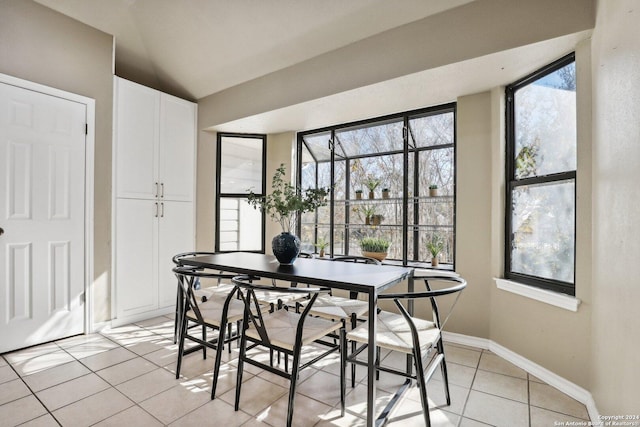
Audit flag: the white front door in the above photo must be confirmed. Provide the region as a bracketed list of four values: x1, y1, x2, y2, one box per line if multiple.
[0, 81, 86, 353]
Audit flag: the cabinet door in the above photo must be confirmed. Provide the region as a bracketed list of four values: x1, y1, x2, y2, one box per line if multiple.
[157, 200, 194, 308]
[158, 94, 196, 202]
[115, 77, 160, 200]
[115, 198, 159, 318]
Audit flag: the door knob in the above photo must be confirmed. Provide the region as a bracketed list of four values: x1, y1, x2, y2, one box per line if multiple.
[0, 227, 4, 236]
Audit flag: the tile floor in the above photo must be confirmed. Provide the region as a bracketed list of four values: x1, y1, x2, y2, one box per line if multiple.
[0, 315, 591, 426]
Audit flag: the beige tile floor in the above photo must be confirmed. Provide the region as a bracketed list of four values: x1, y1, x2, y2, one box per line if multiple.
[0, 315, 590, 426]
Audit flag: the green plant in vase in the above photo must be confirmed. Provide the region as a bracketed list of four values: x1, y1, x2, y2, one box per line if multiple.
[247, 163, 328, 264]
[360, 237, 390, 261]
[362, 206, 376, 225]
[314, 236, 329, 258]
[364, 176, 380, 199]
[427, 234, 445, 267]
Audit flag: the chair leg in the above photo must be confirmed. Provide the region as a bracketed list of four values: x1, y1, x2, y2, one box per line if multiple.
[350, 314, 356, 388]
[227, 323, 233, 354]
[174, 289, 182, 344]
[413, 348, 431, 427]
[211, 322, 227, 400]
[286, 348, 302, 427]
[234, 332, 248, 411]
[175, 314, 189, 379]
[340, 328, 346, 417]
[437, 339, 451, 405]
[197, 324, 204, 359]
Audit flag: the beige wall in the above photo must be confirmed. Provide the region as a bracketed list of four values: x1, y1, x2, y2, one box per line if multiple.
[453, 91, 494, 339]
[455, 86, 592, 388]
[479, 40, 593, 388]
[195, 129, 217, 251]
[0, 0, 114, 323]
[590, 0, 640, 413]
[198, 0, 594, 130]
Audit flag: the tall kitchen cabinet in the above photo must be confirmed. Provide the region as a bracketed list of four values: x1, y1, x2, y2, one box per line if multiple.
[112, 77, 196, 325]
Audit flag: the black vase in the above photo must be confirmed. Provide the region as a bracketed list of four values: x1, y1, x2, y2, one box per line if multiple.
[272, 232, 301, 265]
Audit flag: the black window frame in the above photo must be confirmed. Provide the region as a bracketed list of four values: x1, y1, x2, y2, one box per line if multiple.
[297, 103, 457, 268]
[215, 132, 267, 253]
[505, 52, 577, 295]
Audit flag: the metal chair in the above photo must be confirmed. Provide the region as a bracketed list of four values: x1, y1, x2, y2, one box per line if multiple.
[232, 275, 346, 427]
[301, 255, 380, 386]
[172, 251, 310, 343]
[345, 270, 466, 426]
[173, 266, 246, 400]
[172, 252, 235, 343]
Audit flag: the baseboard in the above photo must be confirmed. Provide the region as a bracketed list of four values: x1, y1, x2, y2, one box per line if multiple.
[442, 331, 491, 350]
[442, 331, 600, 422]
[110, 306, 174, 328]
[90, 321, 111, 333]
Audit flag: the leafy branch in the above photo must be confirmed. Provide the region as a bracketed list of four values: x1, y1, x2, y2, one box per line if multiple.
[247, 164, 329, 233]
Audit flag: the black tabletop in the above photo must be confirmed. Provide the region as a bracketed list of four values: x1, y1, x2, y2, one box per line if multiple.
[181, 252, 412, 293]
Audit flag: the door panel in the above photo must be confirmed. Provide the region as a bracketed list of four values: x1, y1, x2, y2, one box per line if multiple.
[157, 201, 194, 308]
[0, 82, 86, 353]
[115, 78, 159, 200]
[115, 198, 158, 317]
[7, 243, 31, 321]
[158, 94, 195, 202]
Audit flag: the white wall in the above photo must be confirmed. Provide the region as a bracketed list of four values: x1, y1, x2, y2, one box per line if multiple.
[590, 0, 640, 413]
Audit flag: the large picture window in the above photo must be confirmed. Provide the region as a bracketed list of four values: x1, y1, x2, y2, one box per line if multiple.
[298, 104, 456, 268]
[216, 133, 266, 252]
[505, 53, 576, 295]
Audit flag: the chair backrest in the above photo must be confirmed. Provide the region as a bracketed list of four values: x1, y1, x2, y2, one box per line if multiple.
[172, 251, 217, 265]
[173, 266, 240, 324]
[232, 275, 329, 347]
[331, 255, 380, 265]
[172, 252, 238, 287]
[379, 275, 466, 332]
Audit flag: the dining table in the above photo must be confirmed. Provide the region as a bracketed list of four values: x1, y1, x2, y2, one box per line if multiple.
[179, 251, 414, 427]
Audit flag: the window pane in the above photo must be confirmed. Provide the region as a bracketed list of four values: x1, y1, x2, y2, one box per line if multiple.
[219, 197, 262, 251]
[300, 154, 316, 191]
[418, 148, 454, 197]
[510, 180, 575, 283]
[336, 120, 403, 157]
[220, 136, 263, 193]
[514, 62, 576, 179]
[302, 132, 332, 161]
[350, 154, 404, 198]
[409, 111, 455, 148]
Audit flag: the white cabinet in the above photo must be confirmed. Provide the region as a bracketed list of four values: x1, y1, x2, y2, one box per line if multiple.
[114, 78, 195, 201]
[112, 77, 196, 325]
[115, 199, 194, 319]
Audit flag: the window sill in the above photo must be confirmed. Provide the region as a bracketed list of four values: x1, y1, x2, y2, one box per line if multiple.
[494, 278, 580, 312]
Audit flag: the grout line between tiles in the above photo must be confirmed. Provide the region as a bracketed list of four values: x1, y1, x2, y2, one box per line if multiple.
[455, 348, 483, 427]
[3, 357, 63, 426]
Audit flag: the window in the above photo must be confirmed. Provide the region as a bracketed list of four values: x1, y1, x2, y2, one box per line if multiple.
[505, 53, 576, 295]
[216, 133, 266, 252]
[298, 104, 456, 267]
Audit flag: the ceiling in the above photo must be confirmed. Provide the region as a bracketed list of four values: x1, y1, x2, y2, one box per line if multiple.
[34, 0, 592, 134]
[35, 0, 473, 100]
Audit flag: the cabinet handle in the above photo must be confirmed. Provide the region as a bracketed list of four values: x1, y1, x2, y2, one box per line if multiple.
[155, 182, 159, 198]
[160, 202, 164, 218]
[154, 202, 158, 217]
[160, 183, 164, 198]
